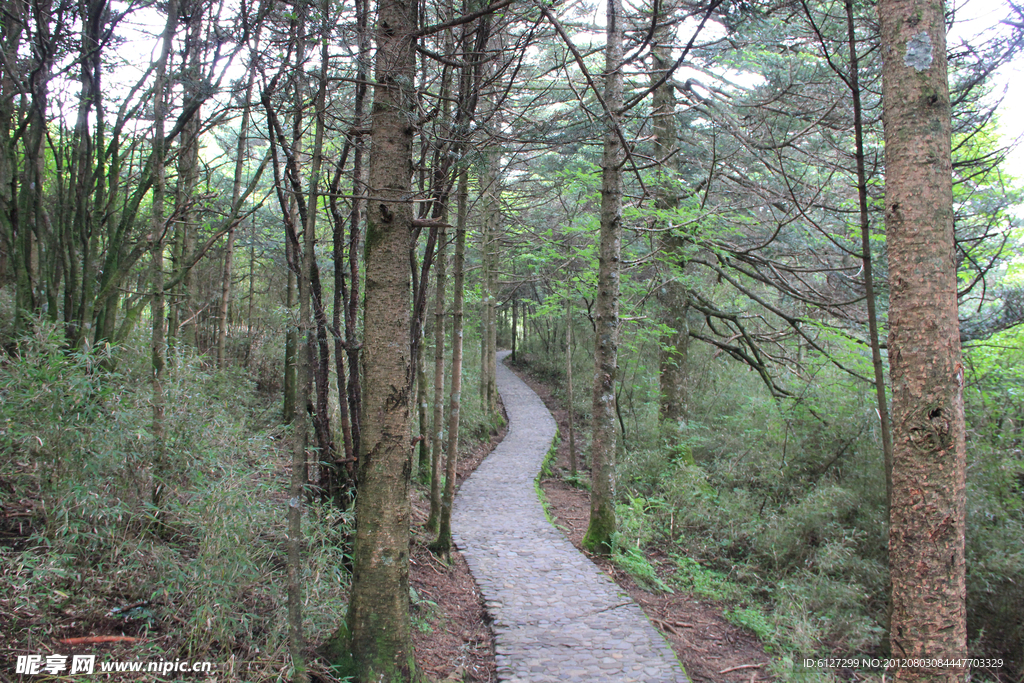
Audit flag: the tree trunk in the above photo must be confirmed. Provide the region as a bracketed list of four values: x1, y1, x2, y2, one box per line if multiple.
[651, 0, 690, 448]
[511, 291, 518, 361]
[339, 0, 418, 674]
[172, 0, 203, 351]
[844, 0, 893, 508]
[582, 0, 623, 555]
[566, 298, 577, 478]
[432, 170, 467, 555]
[150, 0, 179, 513]
[219, 65, 257, 370]
[283, 15, 306, 424]
[13, 0, 53, 335]
[339, 0, 370, 470]
[479, 144, 499, 417]
[427, 228, 447, 529]
[879, 0, 967, 676]
[0, 0, 25, 288]
[306, 14, 337, 498]
[416, 328, 430, 481]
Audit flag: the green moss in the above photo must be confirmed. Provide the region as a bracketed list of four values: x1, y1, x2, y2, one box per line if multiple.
[364, 217, 384, 257]
[581, 511, 615, 554]
[534, 428, 561, 526]
[539, 427, 559, 478]
[321, 621, 356, 678]
[323, 619, 428, 682]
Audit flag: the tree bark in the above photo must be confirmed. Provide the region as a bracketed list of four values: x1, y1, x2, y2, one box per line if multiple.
[427, 229, 447, 529]
[219, 63, 258, 370]
[582, 0, 623, 554]
[13, 0, 54, 335]
[170, 0, 203, 351]
[879, 0, 967, 676]
[566, 297, 577, 477]
[431, 170, 467, 555]
[150, 0, 179, 513]
[306, 10, 337, 498]
[340, 0, 419, 673]
[479, 149, 500, 418]
[282, 14, 307, 424]
[0, 0, 25, 288]
[416, 327, 430, 482]
[652, 0, 690, 449]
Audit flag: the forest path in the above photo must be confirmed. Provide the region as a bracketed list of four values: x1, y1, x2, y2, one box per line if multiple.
[452, 351, 688, 683]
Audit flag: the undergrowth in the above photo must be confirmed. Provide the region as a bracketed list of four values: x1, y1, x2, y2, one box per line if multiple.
[0, 324, 350, 679]
[515, 324, 1024, 683]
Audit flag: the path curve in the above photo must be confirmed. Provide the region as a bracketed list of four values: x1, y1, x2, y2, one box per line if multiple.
[453, 351, 688, 683]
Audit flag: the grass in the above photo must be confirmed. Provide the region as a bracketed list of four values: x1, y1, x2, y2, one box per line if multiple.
[533, 429, 561, 527]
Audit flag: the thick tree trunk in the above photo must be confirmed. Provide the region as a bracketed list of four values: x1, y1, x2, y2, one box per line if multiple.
[583, 0, 623, 554]
[340, 0, 418, 674]
[879, 0, 967, 677]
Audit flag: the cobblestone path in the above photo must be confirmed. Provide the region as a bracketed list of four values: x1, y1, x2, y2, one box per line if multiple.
[453, 351, 688, 683]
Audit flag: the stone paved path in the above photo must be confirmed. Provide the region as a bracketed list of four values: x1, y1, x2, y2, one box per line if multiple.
[453, 351, 688, 683]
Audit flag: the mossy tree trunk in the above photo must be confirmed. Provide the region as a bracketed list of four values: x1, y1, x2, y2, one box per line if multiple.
[583, 0, 623, 555]
[340, 0, 418, 674]
[879, 0, 967, 677]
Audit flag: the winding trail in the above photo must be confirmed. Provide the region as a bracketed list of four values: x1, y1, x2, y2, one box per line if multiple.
[453, 351, 688, 683]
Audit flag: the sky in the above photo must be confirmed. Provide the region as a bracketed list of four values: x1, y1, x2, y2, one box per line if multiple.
[115, 0, 1024, 178]
[948, 0, 1024, 178]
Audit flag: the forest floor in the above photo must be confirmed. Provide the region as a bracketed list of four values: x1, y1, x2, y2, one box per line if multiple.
[407, 422, 506, 683]
[1, 359, 770, 683]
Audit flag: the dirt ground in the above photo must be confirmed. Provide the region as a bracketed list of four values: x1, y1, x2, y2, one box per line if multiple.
[408, 422, 506, 683]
